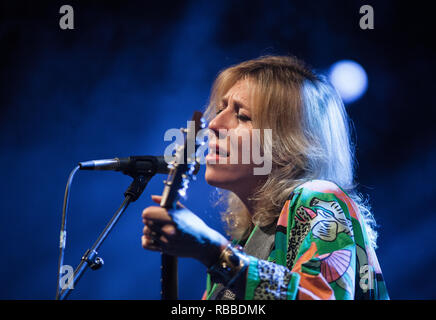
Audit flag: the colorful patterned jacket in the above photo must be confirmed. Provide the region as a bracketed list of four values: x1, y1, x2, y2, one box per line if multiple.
[203, 179, 389, 300]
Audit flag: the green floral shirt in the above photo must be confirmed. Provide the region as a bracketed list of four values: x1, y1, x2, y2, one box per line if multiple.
[204, 179, 389, 300]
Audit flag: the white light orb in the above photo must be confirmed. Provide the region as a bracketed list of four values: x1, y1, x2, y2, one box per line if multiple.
[329, 60, 368, 104]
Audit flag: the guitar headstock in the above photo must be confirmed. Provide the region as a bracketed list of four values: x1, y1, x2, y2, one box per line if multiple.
[160, 111, 205, 209]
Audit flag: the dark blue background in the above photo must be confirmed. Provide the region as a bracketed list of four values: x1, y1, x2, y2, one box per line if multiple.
[0, 0, 434, 299]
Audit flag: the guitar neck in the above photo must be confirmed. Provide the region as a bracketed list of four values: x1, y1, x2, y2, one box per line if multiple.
[158, 111, 203, 301]
[161, 254, 178, 300]
[160, 200, 179, 300]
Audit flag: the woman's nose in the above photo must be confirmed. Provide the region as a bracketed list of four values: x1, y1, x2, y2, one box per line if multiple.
[208, 107, 236, 134]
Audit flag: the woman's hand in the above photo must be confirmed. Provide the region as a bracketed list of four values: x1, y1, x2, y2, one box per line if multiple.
[141, 195, 229, 268]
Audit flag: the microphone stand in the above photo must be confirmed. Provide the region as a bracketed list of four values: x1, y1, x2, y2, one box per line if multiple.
[57, 174, 151, 300]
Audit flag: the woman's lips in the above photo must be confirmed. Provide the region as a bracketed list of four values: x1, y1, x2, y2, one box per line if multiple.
[208, 144, 229, 157]
[206, 144, 229, 162]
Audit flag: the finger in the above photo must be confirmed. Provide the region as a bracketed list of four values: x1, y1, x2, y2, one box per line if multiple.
[151, 195, 162, 205]
[143, 224, 170, 243]
[161, 224, 176, 237]
[144, 220, 161, 232]
[142, 206, 173, 223]
[151, 195, 185, 209]
[143, 219, 173, 239]
[142, 218, 155, 227]
[141, 235, 162, 252]
[143, 225, 164, 240]
[143, 225, 152, 236]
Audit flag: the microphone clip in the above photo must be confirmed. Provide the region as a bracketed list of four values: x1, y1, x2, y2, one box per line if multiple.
[124, 174, 151, 202]
[82, 249, 104, 271]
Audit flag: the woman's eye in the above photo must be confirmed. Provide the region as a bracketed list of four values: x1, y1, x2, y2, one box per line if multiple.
[237, 114, 251, 122]
[216, 107, 225, 115]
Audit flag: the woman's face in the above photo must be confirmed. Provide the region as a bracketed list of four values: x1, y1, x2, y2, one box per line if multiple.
[205, 79, 266, 198]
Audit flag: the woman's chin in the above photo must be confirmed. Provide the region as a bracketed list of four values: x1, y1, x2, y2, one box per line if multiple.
[205, 166, 234, 189]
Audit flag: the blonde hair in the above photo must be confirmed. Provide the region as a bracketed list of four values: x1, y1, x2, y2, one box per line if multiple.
[205, 55, 378, 248]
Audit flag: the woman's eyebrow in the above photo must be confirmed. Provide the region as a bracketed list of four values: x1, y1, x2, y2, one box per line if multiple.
[233, 100, 249, 110]
[221, 97, 249, 110]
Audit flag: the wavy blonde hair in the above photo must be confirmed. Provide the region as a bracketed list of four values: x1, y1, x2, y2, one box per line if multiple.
[205, 55, 378, 248]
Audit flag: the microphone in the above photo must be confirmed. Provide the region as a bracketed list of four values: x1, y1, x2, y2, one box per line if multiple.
[79, 155, 170, 176]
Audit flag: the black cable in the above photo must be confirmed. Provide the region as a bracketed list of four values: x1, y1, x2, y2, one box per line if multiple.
[55, 165, 80, 300]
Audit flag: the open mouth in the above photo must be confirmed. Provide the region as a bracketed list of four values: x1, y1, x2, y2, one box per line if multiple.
[206, 144, 229, 162]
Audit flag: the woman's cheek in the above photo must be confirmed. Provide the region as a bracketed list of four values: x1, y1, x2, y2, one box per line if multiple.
[229, 127, 252, 165]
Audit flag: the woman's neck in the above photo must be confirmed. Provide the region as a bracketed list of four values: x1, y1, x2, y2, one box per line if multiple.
[232, 177, 266, 217]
